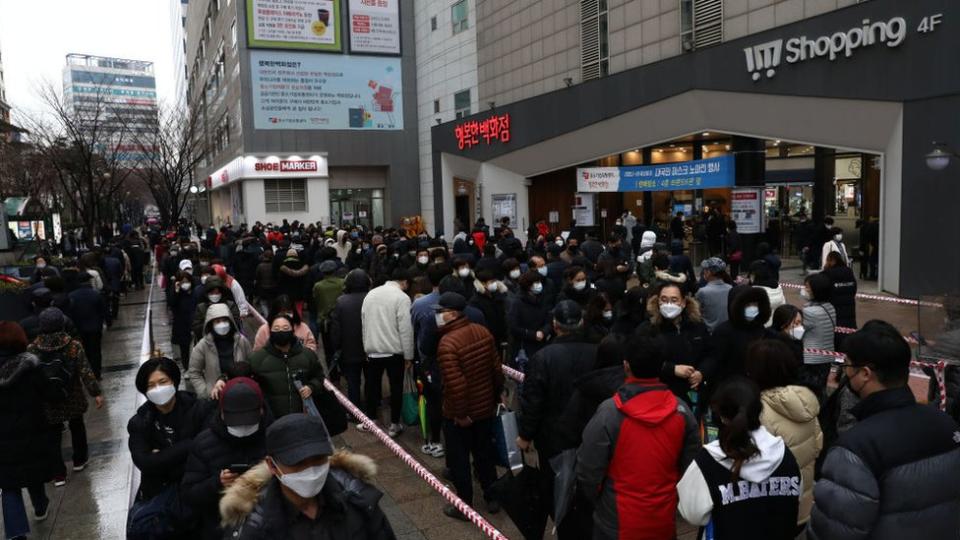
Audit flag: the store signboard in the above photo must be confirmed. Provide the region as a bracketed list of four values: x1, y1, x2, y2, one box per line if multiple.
[247, 0, 342, 51]
[731, 188, 764, 234]
[250, 51, 403, 130]
[205, 155, 330, 189]
[577, 155, 735, 192]
[349, 0, 400, 54]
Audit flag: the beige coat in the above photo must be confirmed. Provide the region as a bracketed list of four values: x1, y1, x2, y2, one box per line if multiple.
[760, 385, 823, 525]
[187, 303, 252, 397]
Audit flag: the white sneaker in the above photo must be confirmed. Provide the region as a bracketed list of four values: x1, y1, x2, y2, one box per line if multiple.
[356, 422, 371, 433]
[429, 444, 445, 458]
[420, 443, 436, 455]
[388, 423, 404, 438]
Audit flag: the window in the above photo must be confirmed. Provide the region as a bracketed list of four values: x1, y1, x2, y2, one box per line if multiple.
[214, 113, 230, 154]
[433, 99, 440, 114]
[431, 16, 437, 31]
[216, 41, 226, 81]
[451, 0, 468, 34]
[454, 89, 470, 118]
[580, 0, 609, 81]
[265, 179, 308, 213]
[681, 0, 723, 51]
[230, 19, 238, 48]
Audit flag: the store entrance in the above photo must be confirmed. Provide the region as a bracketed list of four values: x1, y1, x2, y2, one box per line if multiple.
[330, 188, 384, 229]
[453, 178, 475, 233]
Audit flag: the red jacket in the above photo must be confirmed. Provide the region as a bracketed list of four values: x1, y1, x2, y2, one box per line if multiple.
[471, 231, 486, 254]
[576, 378, 699, 540]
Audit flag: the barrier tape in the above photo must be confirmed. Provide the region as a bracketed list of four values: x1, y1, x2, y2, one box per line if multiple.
[779, 281, 943, 308]
[502, 365, 525, 384]
[322, 379, 510, 540]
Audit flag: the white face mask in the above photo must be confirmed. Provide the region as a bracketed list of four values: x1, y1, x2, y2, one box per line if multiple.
[213, 321, 231, 336]
[486, 281, 499, 293]
[435, 312, 447, 327]
[744, 305, 760, 321]
[602, 310, 613, 321]
[146, 384, 176, 406]
[660, 303, 683, 320]
[800, 288, 810, 299]
[208, 293, 222, 303]
[227, 423, 259, 438]
[834, 234, 843, 242]
[201, 275, 208, 284]
[276, 462, 330, 499]
[555, 240, 564, 247]
[790, 326, 806, 340]
[36, 262, 46, 269]
[509, 269, 521, 280]
[572, 280, 587, 291]
[181, 282, 192, 291]
[458, 267, 471, 278]
[531, 282, 543, 295]
[537, 266, 548, 277]
[417, 256, 429, 265]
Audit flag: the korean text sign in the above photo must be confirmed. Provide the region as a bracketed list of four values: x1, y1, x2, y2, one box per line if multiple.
[250, 51, 403, 130]
[349, 0, 400, 54]
[454, 114, 511, 150]
[577, 155, 735, 192]
[247, 0, 342, 51]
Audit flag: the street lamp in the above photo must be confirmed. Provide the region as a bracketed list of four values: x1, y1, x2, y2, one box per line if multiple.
[189, 185, 199, 194]
[925, 141, 960, 171]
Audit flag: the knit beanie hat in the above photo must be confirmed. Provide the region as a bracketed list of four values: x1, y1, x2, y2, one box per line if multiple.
[39, 307, 65, 334]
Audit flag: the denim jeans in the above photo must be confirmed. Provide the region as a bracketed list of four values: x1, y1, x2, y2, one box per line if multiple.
[1, 484, 48, 539]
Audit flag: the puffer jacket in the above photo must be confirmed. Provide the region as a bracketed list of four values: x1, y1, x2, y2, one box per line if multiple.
[0, 352, 60, 489]
[436, 315, 504, 421]
[329, 272, 369, 365]
[518, 333, 598, 459]
[506, 291, 551, 360]
[802, 301, 836, 365]
[219, 452, 395, 540]
[761, 385, 823, 525]
[187, 303, 253, 398]
[181, 416, 269, 540]
[808, 386, 960, 540]
[246, 341, 324, 418]
[278, 255, 310, 302]
[28, 332, 101, 424]
[468, 280, 509, 345]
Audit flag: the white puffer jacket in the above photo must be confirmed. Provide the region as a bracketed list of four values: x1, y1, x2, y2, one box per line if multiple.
[760, 385, 823, 525]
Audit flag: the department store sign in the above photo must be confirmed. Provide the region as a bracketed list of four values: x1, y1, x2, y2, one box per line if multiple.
[577, 155, 734, 193]
[744, 13, 943, 81]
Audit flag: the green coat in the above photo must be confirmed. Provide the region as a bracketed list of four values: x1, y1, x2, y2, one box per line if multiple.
[247, 342, 324, 418]
[311, 276, 344, 326]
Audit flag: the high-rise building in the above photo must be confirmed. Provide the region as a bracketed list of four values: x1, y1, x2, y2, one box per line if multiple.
[170, 0, 190, 108]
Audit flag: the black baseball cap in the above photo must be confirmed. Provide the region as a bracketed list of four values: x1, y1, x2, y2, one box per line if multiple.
[220, 377, 263, 426]
[433, 291, 467, 312]
[553, 300, 583, 327]
[266, 413, 333, 466]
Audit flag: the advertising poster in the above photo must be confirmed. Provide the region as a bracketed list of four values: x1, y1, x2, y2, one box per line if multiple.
[731, 188, 764, 234]
[573, 193, 595, 227]
[250, 51, 403, 130]
[349, 0, 400, 54]
[247, 0, 342, 51]
[577, 155, 735, 192]
[491, 193, 517, 227]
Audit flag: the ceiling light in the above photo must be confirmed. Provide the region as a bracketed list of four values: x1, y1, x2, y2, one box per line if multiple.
[702, 132, 710, 137]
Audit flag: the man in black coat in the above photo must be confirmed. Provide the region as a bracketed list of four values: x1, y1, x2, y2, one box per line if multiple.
[68, 272, 108, 379]
[181, 378, 270, 540]
[329, 269, 372, 409]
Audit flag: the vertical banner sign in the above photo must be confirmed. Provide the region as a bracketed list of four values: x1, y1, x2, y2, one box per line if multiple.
[731, 188, 764, 234]
[247, 0, 342, 51]
[573, 193, 595, 227]
[349, 0, 400, 54]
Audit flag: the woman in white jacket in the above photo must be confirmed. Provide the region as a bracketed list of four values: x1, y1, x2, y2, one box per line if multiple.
[820, 227, 850, 269]
[745, 339, 823, 530]
[677, 377, 801, 540]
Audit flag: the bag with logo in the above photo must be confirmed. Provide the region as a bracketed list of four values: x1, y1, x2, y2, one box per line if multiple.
[38, 349, 76, 402]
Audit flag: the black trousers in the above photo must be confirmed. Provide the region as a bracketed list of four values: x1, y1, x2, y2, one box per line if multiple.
[422, 380, 443, 444]
[53, 417, 88, 476]
[443, 418, 497, 506]
[79, 331, 103, 379]
[341, 361, 363, 410]
[363, 355, 404, 424]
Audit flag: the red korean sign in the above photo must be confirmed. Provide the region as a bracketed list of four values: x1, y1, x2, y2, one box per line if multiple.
[454, 113, 511, 151]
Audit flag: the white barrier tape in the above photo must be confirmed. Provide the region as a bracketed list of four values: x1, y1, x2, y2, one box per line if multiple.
[322, 379, 510, 540]
[502, 365, 525, 384]
[779, 281, 943, 308]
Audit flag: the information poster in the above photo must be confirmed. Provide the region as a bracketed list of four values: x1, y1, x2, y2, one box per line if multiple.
[247, 0, 342, 51]
[349, 0, 400, 54]
[491, 193, 517, 227]
[250, 50, 403, 130]
[731, 188, 764, 234]
[573, 193, 595, 227]
[577, 155, 735, 192]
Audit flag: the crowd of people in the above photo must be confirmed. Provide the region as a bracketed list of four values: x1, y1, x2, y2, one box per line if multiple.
[0, 213, 957, 540]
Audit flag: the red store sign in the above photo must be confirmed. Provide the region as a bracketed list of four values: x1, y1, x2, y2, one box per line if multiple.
[454, 113, 511, 150]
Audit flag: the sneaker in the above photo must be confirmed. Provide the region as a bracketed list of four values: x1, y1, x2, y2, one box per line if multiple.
[443, 504, 470, 522]
[34, 500, 50, 521]
[429, 444, 445, 458]
[420, 443, 436, 455]
[387, 423, 404, 438]
[73, 460, 88, 472]
[485, 498, 501, 514]
[356, 422, 371, 433]
[53, 476, 66, 487]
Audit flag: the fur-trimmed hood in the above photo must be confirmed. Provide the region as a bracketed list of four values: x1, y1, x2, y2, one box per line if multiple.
[219, 450, 378, 528]
[646, 294, 703, 326]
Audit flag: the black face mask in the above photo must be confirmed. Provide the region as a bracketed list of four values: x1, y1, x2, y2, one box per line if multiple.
[270, 330, 295, 347]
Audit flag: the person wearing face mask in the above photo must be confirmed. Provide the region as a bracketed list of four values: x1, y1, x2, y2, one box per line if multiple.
[450, 257, 476, 301]
[181, 378, 271, 540]
[557, 266, 597, 310]
[636, 283, 712, 405]
[407, 248, 431, 279]
[799, 273, 837, 399]
[820, 251, 858, 332]
[528, 255, 558, 308]
[468, 269, 509, 349]
[701, 287, 771, 400]
[582, 293, 615, 345]
[770, 304, 805, 364]
[128, 357, 214, 525]
[252, 295, 318, 353]
[247, 314, 325, 418]
[311, 260, 344, 362]
[191, 276, 242, 342]
[820, 226, 850, 270]
[501, 258, 523, 295]
[507, 270, 552, 361]
[808, 321, 960, 540]
[220, 413, 394, 539]
[187, 303, 253, 399]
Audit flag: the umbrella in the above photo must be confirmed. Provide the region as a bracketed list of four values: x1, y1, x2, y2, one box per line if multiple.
[417, 380, 428, 439]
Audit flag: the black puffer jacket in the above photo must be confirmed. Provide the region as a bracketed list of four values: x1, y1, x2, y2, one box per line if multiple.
[636, 297, 713, 403]
[181, 416, 269, 540]
[555, 365, 625, 450]
[808, 387, 960, 540]
[506, 291, 551, 360]
[701, 287, 771, 388]
[0, 352, 59, 489]
[518, 333, 597, 459]
[330, 271, 370, 365]
[468, 285, 508, 345]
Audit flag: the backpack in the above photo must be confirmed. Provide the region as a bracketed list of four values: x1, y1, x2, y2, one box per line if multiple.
[38, 348, 76, 402]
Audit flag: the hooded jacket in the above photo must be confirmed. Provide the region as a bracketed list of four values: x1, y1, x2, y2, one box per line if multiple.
[333, 229, 353, 262]
[577, 378, 699, 540]
[634, 230, 658, 260]
[219, 452, 395, 540]
[192, 276, 242, 341]
[0, 351, 60, 489]
[761, 385, 822, 525]
[703, 287, 771, 386]
[677, 426, 801, 540]
[278, 253, 311, 302]
[187, 303, 253, 397]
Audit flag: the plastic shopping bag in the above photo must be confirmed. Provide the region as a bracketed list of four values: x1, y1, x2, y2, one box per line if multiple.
[401, 366, 419, 426]
[493, 404, 523, 473]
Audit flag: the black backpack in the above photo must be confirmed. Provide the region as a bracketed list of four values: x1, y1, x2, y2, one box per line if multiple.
[39, 349, 76, 402]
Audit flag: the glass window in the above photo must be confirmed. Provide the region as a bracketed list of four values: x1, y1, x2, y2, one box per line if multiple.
[230, 19, 237, 48]
[433, 99, 440, 114]
[451, 0, 468, 34]
[454, 89, 470, 118]
[431, 16, 437, 31]
[264, 179, 307, 213]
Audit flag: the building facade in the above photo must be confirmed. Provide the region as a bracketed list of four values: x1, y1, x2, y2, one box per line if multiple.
[185, 0, 419, 229]
[0, 42, 11, 130]
[428, 0, 960, 298]
[170, 0, 190, 107]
